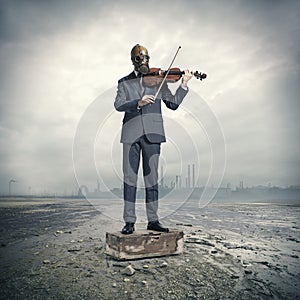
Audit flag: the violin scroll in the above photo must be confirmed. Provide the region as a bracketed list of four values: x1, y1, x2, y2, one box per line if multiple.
[193, 71, 207, 81]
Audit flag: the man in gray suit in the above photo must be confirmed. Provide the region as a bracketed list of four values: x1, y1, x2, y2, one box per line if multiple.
[114, 44, 192, 234]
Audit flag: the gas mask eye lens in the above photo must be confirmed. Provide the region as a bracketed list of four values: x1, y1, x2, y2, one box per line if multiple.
[134, 55, 150, 63]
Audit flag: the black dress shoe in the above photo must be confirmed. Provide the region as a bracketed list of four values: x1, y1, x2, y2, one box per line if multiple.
[147, 221, 169, 233]
[121, 222, 135, 234]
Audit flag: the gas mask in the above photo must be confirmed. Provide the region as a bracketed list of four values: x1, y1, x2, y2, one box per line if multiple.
[131, 44, 150, 74]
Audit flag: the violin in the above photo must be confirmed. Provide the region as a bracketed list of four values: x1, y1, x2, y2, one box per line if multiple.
[143, 67, 207, 87]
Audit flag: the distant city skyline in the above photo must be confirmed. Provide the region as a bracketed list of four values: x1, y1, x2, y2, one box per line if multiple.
[2, 174, 299, 197]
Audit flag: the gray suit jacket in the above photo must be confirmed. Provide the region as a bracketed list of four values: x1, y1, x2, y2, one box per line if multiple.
[114, 71, 188, 143]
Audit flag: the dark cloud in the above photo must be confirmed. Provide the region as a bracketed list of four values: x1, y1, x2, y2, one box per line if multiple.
[0, 0, 107, 43]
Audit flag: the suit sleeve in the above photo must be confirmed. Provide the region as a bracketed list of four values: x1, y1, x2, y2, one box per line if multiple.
[161, 82, 188, 110]
[114, 80, 140, 112]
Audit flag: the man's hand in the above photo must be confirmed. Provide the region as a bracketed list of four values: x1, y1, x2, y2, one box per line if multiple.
[182, 69, 193, 88]
[138, 95, 155, 107]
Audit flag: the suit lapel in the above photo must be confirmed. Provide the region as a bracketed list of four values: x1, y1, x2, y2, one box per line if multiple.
[127, 71, 145, 98]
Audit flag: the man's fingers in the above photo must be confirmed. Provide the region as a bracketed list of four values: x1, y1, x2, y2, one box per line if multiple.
[147, 96, 155, 102]
[145, 99, 155, 104]
[141, 95, 155, 105]
[185, 69, 192, 76]
[144, 95, 155, 101]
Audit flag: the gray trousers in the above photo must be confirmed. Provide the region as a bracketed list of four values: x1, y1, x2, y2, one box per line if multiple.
[122, 135, 161, 223]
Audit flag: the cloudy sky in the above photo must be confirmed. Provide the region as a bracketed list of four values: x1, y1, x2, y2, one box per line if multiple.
[0, 0, 299, 195]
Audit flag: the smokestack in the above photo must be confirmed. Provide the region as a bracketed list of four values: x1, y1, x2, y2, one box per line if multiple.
[188, 164, 191, 188]
[192, 164, 195, 188]
[161, 166, 164, 188]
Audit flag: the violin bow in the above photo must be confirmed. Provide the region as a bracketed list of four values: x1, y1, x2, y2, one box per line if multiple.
[153, 46, 182, 100]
